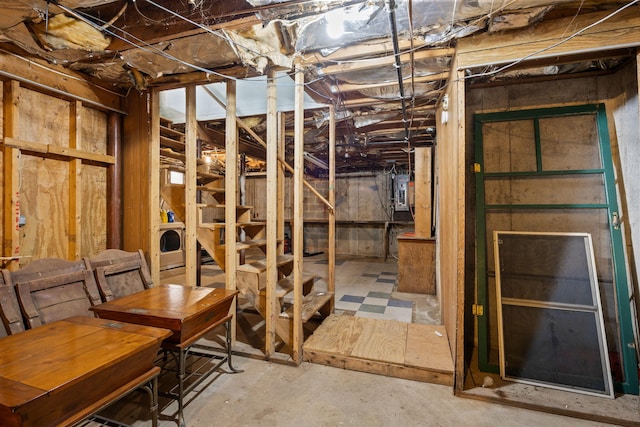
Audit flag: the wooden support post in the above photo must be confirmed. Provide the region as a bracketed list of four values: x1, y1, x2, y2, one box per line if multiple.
[328, 104, 336, 310]
[149, 90, 161, 286]
[277, 112, 286, 256]
[265, 69, 278, 357]
[68, 100, 82, 260]
[292, 61, 305, 364]
[184, 85, 198, 287]
[3, 81, 21, 271]
[107, 112, 122, 249]
[225, 79, 238, 343]
[414, 146, 433, 238]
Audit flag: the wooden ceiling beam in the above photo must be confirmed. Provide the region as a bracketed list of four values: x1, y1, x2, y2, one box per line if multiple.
[332, 72, 449, 93]
[318, 48, 455, 76]
[301, 37, 432, 65]
[457, 6, 640, 68]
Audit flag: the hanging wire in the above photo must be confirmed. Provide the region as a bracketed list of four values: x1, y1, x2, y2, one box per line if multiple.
[464, 0, 640, 80]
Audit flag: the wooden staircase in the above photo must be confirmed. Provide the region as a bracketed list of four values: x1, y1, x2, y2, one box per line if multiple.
[159, 117, 334, 351]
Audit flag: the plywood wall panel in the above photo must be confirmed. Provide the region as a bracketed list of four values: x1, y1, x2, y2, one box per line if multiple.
[19, 156, 69, 261]
[81, 107, 107, 154]
[82, 165, 107, 255]
[19, 89, 70, 146]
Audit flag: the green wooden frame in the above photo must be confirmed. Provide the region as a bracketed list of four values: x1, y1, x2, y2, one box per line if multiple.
[474, 104, 638, 394]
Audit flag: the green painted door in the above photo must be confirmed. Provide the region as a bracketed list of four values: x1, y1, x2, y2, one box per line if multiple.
[474, 104, 638, 394]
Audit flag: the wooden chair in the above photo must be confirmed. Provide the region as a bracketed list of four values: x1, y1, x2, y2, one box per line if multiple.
[11, 258, 101, 329]
[0, 270, 25, 336]
[87, 249, 153, 302]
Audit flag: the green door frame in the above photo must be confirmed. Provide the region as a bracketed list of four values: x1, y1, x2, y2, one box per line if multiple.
[474, 104, 638, 394]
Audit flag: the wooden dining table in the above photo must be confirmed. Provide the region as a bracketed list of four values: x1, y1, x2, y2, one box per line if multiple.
[0, 316, 170, 427]
[90, 284, 240, 427]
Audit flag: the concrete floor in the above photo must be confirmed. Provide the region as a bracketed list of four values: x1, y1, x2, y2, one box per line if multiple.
[98, 355, 612, 426]
[102, 254, 619, 427]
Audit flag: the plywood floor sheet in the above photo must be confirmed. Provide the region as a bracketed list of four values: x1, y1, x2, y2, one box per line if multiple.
[303, 314, 454, 385]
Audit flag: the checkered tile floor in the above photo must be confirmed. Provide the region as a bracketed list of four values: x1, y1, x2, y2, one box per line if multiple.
[334, 271, 414, 323]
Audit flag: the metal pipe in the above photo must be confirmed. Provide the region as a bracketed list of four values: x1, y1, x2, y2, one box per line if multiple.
[387, 0, 410, 143]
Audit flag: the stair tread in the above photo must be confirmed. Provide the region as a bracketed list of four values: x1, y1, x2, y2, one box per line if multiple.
[196, 186, 225, 193]
[160, 124, 185, 139]
[281, 291, 334, 323]
[197, 171, 224, 181]
[200, 221, 264, 230]
[160, 135, 185, 151]
[259, 273, 316, 298]
[222, 239, 267, 252]
[160, 148, 205, 165]
[197, 204, 253, 210]
[237, 255, 294, 273]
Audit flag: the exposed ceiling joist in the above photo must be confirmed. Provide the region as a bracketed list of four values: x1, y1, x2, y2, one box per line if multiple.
[318, 48, 455, 76]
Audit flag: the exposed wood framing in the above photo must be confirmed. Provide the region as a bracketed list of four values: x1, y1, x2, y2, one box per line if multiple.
[2, 81, 20, 270]
[68, 100, 82, 260]
[149, 90, 161, 285]
[456, 7, 640, 69]
[331, 72, 449, 93]
[265, 69, 278, 357]
[199, 86, 332, 210]
[2, 137, 114, 164]
[106, 112, 122, 249]
[225, 79, 238, 343]
[328, 104, 336, 305]
[318, 49, 454, 75]
[302, 39, 449, 65]
[0, 49, 123, 113]
[185, 84, 198, 287]
[454, 68, 467, 393]
[277, 111, 285, 256]
[292, 61, 304, 364]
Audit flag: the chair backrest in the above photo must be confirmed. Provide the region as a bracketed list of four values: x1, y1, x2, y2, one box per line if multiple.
[88, 249, 153, 302]
[11, 258, 101, 329]
[0, 270, 25, 336]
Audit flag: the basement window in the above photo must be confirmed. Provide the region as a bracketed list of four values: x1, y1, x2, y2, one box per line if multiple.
[169, 171, 184, 185]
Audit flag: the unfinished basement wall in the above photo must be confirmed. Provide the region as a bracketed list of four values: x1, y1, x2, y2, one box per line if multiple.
[245, 171, 411, 257]
[0, 79, 110, 266]
[465, 63, 640, 354]
[607, 59, 640, 327]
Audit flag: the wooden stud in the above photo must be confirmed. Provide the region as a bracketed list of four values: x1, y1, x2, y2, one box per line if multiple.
[149, 90, 161, 286]
[68, 100, 82, 260]
[2, 81, 21, 270]
[184, 84, 197, 287]
[454, 68, 467, 394]
[265, 69, 278, 357]
[328, 104, 336, 307]
[292, 61, 305, 364]
[225, 79, 238, 343]
[277, 111, 285, 256]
